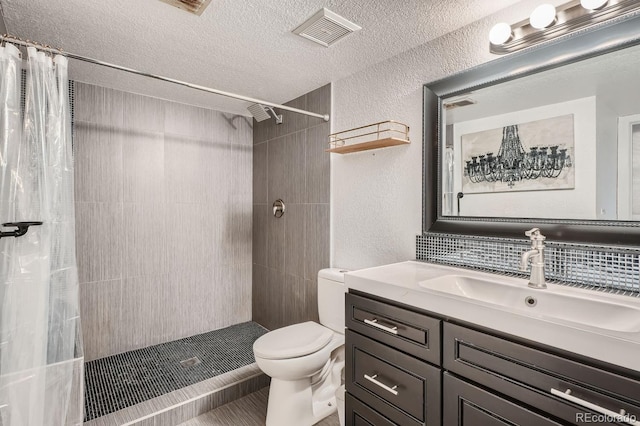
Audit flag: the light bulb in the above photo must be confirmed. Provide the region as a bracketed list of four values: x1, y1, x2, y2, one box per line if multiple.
[580, 0, 608, 10]
[489, 23, 513, 45]
[530, 3, 557, 29]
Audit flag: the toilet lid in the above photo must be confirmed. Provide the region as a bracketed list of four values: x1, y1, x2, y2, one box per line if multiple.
[253, 321, 334, 360]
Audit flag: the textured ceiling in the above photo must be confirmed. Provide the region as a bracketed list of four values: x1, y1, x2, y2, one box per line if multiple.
[1, 0, 521, 115]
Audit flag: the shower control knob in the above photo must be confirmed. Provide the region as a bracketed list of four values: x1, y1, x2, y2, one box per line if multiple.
[273, 199, 285, 218]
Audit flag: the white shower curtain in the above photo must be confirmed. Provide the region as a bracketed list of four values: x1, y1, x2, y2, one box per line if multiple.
[0, 44, 83, 425]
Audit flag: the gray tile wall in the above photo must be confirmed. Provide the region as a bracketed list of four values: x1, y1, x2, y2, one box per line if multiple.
[74, 83, 253, 361]
[252, 84, 331, 331]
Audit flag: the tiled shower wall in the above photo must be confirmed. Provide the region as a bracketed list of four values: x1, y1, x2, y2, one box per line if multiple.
[252, 84, 331, 330]
[74, 83, 253, 361]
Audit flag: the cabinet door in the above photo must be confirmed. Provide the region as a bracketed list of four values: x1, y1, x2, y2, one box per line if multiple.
[443, 373, 566, 426]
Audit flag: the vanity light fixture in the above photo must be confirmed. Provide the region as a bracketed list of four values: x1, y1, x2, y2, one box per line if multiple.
[529, 3, 557, 29]
[580, 0, 609, 10]
[489, 0, 640, 54]
[488, 22, 513, 46]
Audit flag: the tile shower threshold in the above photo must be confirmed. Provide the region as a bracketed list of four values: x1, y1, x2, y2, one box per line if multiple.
[84, 363, 269, 426]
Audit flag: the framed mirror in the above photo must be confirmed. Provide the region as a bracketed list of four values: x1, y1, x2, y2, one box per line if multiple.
[423, 13, 640, 245]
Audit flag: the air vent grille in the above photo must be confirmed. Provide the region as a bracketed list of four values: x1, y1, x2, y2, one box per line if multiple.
[158, 0, 212, 16]
[444, 99, 477, 109]
[293, 8, 361, 47]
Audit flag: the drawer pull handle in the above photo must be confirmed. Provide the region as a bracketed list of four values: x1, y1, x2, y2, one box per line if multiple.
[364, 374, 399, 396]
[551, 388, 639, 425]
[363, 318, 398, 335]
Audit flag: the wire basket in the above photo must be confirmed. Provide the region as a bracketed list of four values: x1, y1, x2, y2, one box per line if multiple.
[327, 120, 410, 154]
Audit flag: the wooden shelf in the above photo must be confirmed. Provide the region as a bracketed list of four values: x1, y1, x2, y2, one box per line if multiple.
[327, 121, 410, 154]
[326, 137, 410, 154]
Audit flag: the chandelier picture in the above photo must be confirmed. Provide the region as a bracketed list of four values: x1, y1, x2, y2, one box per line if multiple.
[463, 124, 572, 188]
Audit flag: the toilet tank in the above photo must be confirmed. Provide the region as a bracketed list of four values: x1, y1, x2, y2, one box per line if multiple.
[317, 268, 348, 334]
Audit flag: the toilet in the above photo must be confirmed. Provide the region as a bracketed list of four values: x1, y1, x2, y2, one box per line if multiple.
[253, 268, 347, 426]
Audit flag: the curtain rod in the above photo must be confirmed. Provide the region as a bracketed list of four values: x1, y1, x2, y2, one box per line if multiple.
[0, 34, 330, 122]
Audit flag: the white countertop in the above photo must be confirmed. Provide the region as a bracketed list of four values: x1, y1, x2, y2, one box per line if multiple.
[345, 261, 640, 372]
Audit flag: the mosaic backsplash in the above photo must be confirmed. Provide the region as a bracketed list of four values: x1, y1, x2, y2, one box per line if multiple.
[416, 233, 640, 296]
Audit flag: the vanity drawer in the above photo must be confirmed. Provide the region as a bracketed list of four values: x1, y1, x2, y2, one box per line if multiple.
[443, 373, 565, 426]
[346, 330, 441, 425]
[444, 323, 640, 425]
[346, 292, 441, 365]
[346, 393, 399, 426]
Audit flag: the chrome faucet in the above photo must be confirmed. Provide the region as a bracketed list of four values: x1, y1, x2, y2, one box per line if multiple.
[520, 228, 547, 289]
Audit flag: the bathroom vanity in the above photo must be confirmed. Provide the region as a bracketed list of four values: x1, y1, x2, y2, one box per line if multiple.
[365, 9, 640, 426]
[344, 261, 640, 426]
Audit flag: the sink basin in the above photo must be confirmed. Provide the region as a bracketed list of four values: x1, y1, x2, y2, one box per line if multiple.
[345, 261, 640, 371]
[418, 274, 640, 333]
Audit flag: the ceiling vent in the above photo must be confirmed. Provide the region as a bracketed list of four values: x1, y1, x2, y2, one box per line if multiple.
[293, 8, 361, 47]
[158, 0, 212, 16]
[444, 98, 477, 110]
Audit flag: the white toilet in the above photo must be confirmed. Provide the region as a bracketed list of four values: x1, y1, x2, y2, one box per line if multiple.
[253, 268, 347, 426]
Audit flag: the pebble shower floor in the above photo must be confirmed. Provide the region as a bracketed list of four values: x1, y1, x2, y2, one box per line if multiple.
[83, 321, 268, 421]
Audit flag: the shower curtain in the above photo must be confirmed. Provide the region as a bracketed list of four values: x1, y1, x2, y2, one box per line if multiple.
[0, 44, 83, 425]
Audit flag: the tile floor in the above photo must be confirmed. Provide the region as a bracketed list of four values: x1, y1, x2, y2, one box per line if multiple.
[84, 322, 267, 421]
[180, 387, 341, 426]
[84, 365, 269, 426]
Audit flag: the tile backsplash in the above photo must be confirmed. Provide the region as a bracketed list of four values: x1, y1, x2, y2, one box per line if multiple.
[417, 232, 640, 296]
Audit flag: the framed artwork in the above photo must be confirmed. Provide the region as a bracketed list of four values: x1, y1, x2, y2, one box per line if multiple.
[460, 114, 575, 194]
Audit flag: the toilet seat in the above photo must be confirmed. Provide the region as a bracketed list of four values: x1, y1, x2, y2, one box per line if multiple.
[254, 321, 333, 360]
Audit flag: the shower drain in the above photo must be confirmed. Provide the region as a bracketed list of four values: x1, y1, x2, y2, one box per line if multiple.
[180, 357, 202, 368]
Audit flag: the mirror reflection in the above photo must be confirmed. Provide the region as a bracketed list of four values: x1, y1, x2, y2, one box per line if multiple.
[441, 42, 640, 221]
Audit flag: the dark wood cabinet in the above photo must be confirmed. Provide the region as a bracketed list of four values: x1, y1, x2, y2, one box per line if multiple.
[443, 373, 565, 426]
[345, 290, 640, 426]
[443, 322, 640, 425]
[346, 292, 441, 365]
[347, 330, 441, 425]
[346, 292, 442, 425]
[347, 393, 400, 426]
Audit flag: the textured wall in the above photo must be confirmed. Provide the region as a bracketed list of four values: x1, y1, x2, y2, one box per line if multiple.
[252, 84, 331, 331]
[74, 83, 253, 361]
[331, 0, 567, 270]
